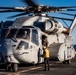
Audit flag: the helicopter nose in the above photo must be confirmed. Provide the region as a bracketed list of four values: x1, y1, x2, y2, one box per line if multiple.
[3, 46, 13, 58]
[3, 45, 13, 55]
[1, 39, 16, 56]
[2, 44, 19, 63]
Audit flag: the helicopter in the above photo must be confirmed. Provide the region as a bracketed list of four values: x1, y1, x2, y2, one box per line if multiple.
[0, 0, 76, 72]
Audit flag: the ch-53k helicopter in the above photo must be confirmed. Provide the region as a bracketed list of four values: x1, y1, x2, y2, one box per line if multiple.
[0, 0, 76, 72]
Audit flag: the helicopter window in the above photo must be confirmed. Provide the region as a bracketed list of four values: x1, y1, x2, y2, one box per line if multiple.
[34, 22, 45, 31]
[1, 29, 18, 38]
[17, 41, 29, 50]
[1, 21, 13, 28]
[16, 29, 30, 39]
[7, 29, 17, 38]
[1, 29, 9, 38]
[32, 29, 39, 45]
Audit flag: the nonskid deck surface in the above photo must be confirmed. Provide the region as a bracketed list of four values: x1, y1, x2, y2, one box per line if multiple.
[0, 57, 76, 75]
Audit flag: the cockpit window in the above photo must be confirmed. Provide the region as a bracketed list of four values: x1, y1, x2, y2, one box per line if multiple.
[1, 29, 17, 38]
[1, 29, 9, 38]
[1, 29, 30, 40]
[7, 29, 17, 38]
[16, 29, 30, 39]
[17, 41, 29, 50]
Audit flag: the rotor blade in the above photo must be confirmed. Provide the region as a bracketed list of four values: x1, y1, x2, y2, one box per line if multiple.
[0, 6, 27, 10]
[56, 6, 76, 9]
[48, 16, 73, 21]
[56, 12, 75, 16]
[0, 7, 27, 13]
[59, 9, 76, 11]
[0, 7, 16, 9]
[0, 9, 25, 13]
[21, 0, 38, 7]
[46, 6, 76, 12]
[8, 12, 28, 18]
[0, 9, 17, 12]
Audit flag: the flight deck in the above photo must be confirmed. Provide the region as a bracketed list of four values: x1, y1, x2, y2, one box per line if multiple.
[0, 56, 76, 75]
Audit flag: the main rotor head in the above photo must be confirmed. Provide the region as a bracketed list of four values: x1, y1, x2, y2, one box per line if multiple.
[0, 0, 76, 18]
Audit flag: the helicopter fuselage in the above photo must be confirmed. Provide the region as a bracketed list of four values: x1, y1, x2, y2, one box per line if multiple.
[0, 16, 75, 70]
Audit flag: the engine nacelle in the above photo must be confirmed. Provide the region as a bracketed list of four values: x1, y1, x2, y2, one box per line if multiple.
[44, 20, 63, 34]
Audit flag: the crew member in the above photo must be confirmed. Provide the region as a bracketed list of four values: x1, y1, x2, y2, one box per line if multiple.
[43, 46, 50, 71]
[42, 37, 48, 47]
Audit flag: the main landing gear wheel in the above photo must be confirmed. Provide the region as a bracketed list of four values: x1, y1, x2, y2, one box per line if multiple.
[5, 63, 11, 71]
[63, 60, 71, 64]
[11, 63, 18, 72]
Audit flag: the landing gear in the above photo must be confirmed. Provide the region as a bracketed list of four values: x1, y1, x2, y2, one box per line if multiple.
[66, 60, 71, 64]
[5, 63, 11, 71]
[63, 60, 71, 64]
[12, 63, 18, 72]
[5, 63, 18, 72]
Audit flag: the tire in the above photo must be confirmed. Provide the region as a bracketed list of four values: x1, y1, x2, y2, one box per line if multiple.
[5, 63, 11, 71]
[63, 61, 66, 64]
[66, 60, 71, 64]
[63, 60, 71, 64]
[12, 63, 18, 72]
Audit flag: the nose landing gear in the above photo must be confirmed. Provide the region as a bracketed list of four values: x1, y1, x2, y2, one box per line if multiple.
[5, 63, 18, 72]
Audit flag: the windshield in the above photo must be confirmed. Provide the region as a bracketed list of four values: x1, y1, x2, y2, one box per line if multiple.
[1, 29, 17, 38]
[1, 29, 30, 40]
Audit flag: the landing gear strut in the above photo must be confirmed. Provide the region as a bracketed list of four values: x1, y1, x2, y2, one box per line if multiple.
[12, 63, 18, 72]
[5, 63, 18, 72]
[5, 63, 11, 71]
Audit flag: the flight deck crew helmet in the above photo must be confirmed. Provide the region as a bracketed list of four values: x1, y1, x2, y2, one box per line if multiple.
[43, 46, 46, 49]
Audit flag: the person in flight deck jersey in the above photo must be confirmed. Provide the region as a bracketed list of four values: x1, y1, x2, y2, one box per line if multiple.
[42, 46, 50, 71]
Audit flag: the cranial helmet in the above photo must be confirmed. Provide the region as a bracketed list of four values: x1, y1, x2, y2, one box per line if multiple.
[43, 46, 46, 49]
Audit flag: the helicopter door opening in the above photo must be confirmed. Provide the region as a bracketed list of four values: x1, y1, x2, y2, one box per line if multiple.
[42, 35, 48, 47]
